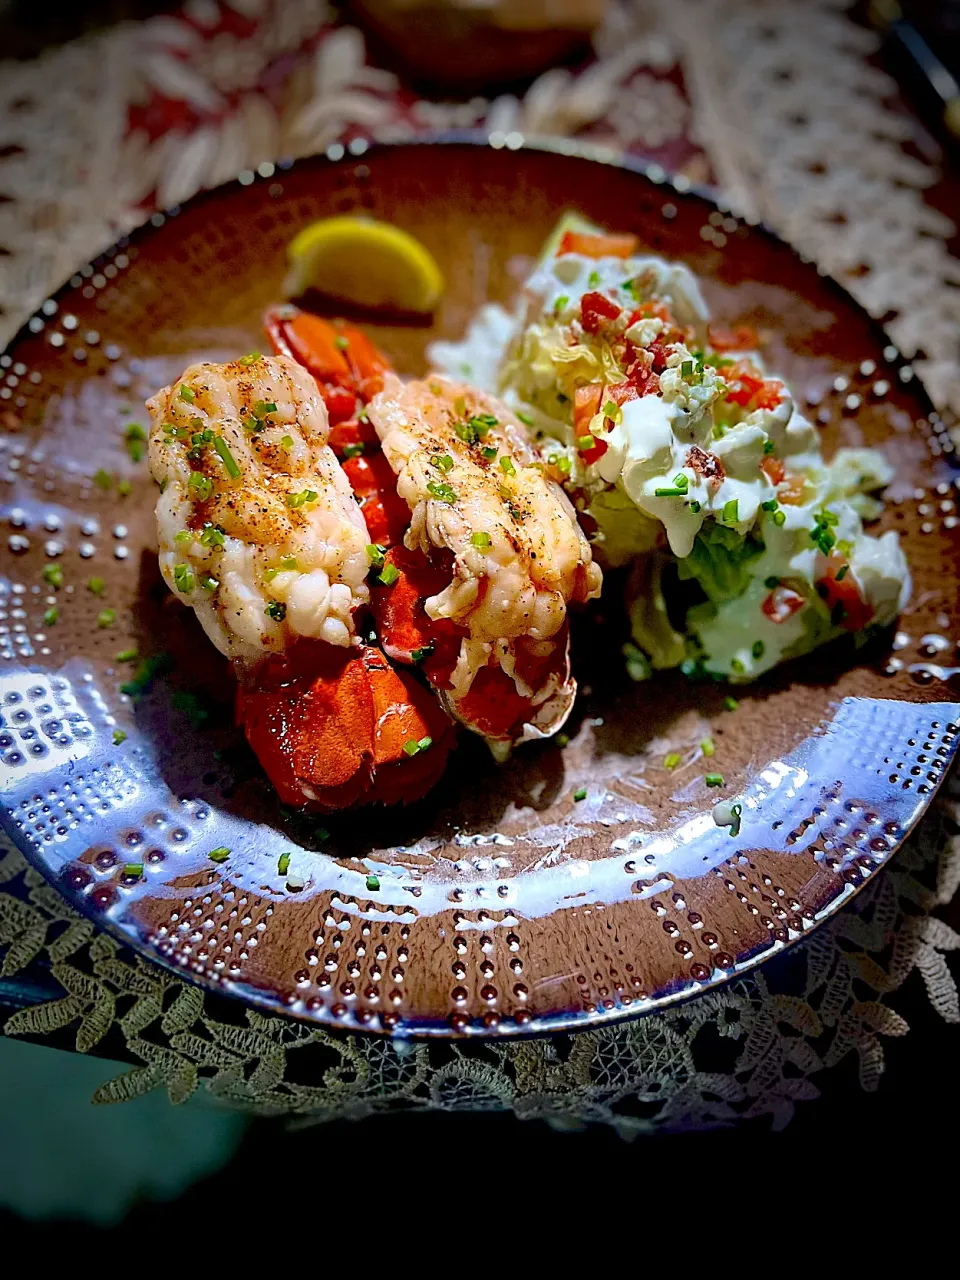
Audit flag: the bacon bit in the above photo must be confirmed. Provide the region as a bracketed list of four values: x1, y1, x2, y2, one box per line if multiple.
[818, 555, 873, 631]
[761, 585, 806, 623]
[580, 291, 623, 335]
[759, 454, 785, 485]
[686, 445, 725, 489]
[777, 473, 807, 505]
[708, 323, 759, 352]
[559, 230, 638, 259]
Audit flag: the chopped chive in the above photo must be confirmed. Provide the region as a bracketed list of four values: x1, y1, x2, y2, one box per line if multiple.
[731, 658, 745, 674]
[773, 510, 786, 526]
[358, 408, 369, 424]
[43, 563, 64, 589]
[722, 498, 739, 523]
[173, 564, 194, 594]
[199, 572, 219, 592]
[689, 500, 702, 513]
[431, 454, 454, 472]
[499, 456, 516, 477]
[238, 352, 261, 366]
[97, 608, 116, 628]
[573, 786, 588, 802]
[286, 489, 318, 509]
[178, 385, 196, 403]
[266, 600, 286, 622]
[426, 480, 457, 504]
[836, 564, 849, 581]
[411, 643, 435, 663]
[402, 738, 422, 757]
[728, 802, 742, 836]
[705, 773, 724, 787]
[125, 422, 147, 442]
[765, 576, 780, 589]
[556, 455, 572, 475]
[199, 523, 225, 548]
[471, 531, 491, 549]
[763, 440, 776, 455]
[587, 270, 601, 287]
[174, 530, 193, 544]
[113, 730, 128, 747]
[377, 563, 399, 587]
[87, 576, 106, 596]
[280, 435, 294, 451]
[482, 446, 498, 461]
[516, 410, 534, 426]
[555, 733, 570, 748]
[366, 543, 386, 569]
[122, 861, 142, 877]
[263, 568, 279, 582]
[723, 695, 739, 712]
[208, 846, 230, 863]
[93, 468, 112, 490]
[672, 472, 689, 490]
[365, 873, 380, 892]
[280, 555, 297, 571]
[115, 648, 138, 663]
[576, 434, 595, 451]
[252, 400, 277, 418]
[334, 334, 349, 350]
[761, 499, 778, 512]
[43, 606, 58, 626]
[701, 737, 715, 757]
[213, 435, 241, 478]
[342, 443, 365, 459]
[188, 471, 214, 501]
[118, 479, 132, 497]
[752, 640, 765, 659]
[278, 852, 291, 876]
[836, 538, 853, 556]
[654, 486, 686, 498]
[681, 359, 694, 378]
[126, 439, 145, 463]
[554, 294, 569, 312]
[417, 736, 433, 751]
[664, 752, 681, 769]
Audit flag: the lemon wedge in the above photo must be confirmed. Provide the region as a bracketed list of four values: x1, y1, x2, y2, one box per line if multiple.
[284, 216, 444, 313]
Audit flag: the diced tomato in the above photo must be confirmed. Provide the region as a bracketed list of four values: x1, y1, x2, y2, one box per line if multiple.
[580, 291, 622, 335]
[708, 323, 759, 352]
[559, 230, 639, 259]
[574, 383, 604, 433]
[817, 557, 873, 632]
[759, 454, 785, 485]
[761, 585, 806, 623]
[725, 362, 783, 410]
[608, 380, 641, 407]
[580, 436, 608, 466]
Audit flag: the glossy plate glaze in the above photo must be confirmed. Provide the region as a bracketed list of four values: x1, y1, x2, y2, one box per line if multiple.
[2, 138, 959, 1038]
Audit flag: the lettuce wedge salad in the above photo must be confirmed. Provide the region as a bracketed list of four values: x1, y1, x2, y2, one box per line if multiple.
[429, 215, 910, 682]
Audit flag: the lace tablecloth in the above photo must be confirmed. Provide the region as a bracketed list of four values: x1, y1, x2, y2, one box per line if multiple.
[1, 0, 958, 1131]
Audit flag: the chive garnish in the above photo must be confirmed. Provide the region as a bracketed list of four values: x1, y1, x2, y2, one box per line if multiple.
[199, 523, 225, 548]
[97, 608, 116, 628]
[431, 454, 454, 472]
[208, 847, 230, 863]
[365, 874, 380, 892]
[278, 852, 291, 876]
[672, 472, 689, 490]
[342, 443, 365, 459]
[178, 385, 196, 403]
[576, 434, 595, 452]
[188, 471, 213, 500]
[172, 564, 194, 594]
[87, 576, 105, 595]
[554, 294, 569, 312]
[266, 600, 286, 622]
[573, 786, 587, 802]
[118, 480, 132, 497]
[773, 510, 786, 526]
[43, 606, 58, 626]
[280, 435, 294, 451]
[761, 499, 778, 511]
[731, 658, 745, 674]
[705, 773, 724, 787]
[238, 352, 261, 366]
[664, 752, 681, 769]
[836, 564, 849, 581]
[517, 410, 534, 426]
[752, 640, 764, 659]
[471, 531, 491, 549]
[556, 455, 572, 474]
[499, 456, 516, 477]
[93, 468, 112, 490]
[723, 695, 739, 712]
[763, 440, 775, 454]
[213, 435, 241, 478]
[123, 862, 142, 877]
[426, 480, 457, 504]
[411, 643, 435, 663]
[701, 737, 715, 757]
[402, 739, 421, 757]
[366, 543, 386, 569]
[199, 573, 219, 592]
[689, 500, 702, 513]
[377, 563, 399, 587]
[113, 730, 128, 747]
[115, 648, 138, 662]
[287, 489, 318, 509]
[655, 486, 686, 498]
[43, 563, 63, 589]
[722, 498, 739, 523]
[482, 446, 498, 461]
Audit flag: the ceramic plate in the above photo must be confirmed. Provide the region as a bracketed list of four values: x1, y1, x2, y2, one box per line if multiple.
[2, 138, 959, 1038]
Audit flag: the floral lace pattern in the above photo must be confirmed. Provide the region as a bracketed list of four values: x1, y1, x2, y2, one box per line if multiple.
[1, 0, 959, 1127]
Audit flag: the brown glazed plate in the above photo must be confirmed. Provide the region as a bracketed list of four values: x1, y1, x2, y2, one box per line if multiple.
[2, 137, 959, 1039]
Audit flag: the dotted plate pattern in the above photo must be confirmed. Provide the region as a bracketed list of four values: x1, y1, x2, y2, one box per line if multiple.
[1, 138, 959, 1038]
